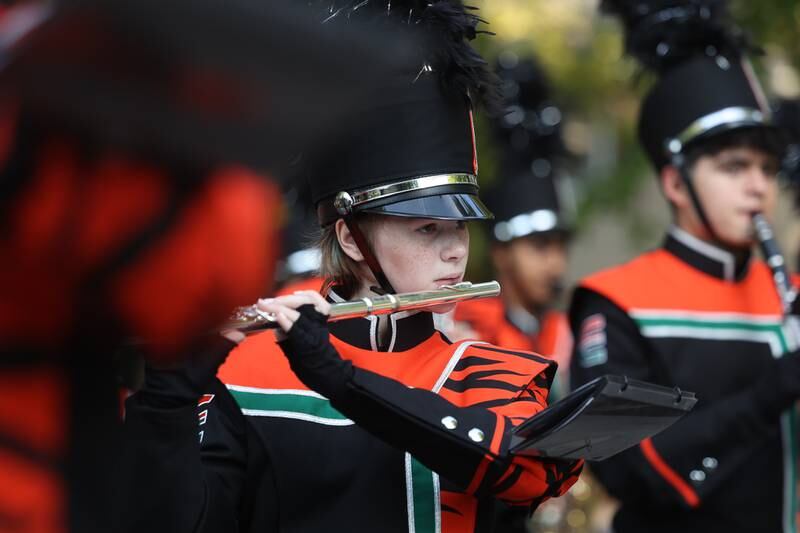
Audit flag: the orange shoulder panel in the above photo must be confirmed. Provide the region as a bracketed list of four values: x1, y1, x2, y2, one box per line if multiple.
[217, 330, 306, 390]
[581, 250, 783, 316]
[454, 297, 505, 328]
[454, 297, 533, 351]
[218, 326, 458, 391]
[580, 250, 667, 312]
[537, 311, 572, 366]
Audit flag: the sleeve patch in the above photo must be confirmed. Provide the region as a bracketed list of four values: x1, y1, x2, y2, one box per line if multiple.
[197, 394, 215, 407]
[578, 314, 608, 368]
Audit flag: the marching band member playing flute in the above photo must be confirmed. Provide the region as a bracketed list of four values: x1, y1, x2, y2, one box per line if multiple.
[123, 2, 581, 532]
[569, 2, 800, 532]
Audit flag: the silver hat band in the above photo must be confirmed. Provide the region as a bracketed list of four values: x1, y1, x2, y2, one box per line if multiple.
[493, 209, 560, 242]
[667, 106, 769, 155]
[333, 173, 478, 215]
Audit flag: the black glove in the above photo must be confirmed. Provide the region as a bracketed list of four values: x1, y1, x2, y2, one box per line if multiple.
[753, 349, 800, 420]
[136, 335, 238, 409]
[277, 304, 353, 400]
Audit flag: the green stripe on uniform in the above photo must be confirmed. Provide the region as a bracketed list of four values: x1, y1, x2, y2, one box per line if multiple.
[781, 407, 797, 533]
[631, 313, 796, 532]
[635, 316, 781, 331]
[406, 453, 441, 533]
[632, 315, 788, 355]
[404, 342, 479, 533]
[227, 387, 350, 422]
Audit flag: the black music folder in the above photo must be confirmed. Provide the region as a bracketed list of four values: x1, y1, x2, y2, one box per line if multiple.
[510, 375, 697, 461]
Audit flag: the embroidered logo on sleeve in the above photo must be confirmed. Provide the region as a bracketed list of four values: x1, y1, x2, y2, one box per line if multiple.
[578, 314, 608, 368]
[197, 394, 214, 443]
[198, 394, 215, 407]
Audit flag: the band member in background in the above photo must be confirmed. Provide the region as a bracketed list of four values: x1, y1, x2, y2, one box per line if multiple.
[450, 52, 573, 392]
[124, 2, 582, 532]
[569, 2, 800, 532]
[446, 51, 587, 533]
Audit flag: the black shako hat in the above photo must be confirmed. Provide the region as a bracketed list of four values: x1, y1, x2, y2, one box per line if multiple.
[640, 54, 770, 170]
[486, 175, 566, 243]
[485, 51, 568, 243]
[307, 0, 498, 227]
[603, 0, 776, 170]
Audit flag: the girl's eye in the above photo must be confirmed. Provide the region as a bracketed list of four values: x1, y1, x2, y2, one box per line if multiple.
[417, 223, 437, 234]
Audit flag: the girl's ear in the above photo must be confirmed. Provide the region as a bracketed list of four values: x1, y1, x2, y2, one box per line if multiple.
[335, 219, 365, 262]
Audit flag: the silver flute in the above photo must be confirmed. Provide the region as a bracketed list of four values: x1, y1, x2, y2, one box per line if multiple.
[222, 281, 501, 335]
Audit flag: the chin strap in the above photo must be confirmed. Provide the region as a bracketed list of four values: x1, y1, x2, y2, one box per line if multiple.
[343, 216, 395, 295]
[670, 151, 720, 243]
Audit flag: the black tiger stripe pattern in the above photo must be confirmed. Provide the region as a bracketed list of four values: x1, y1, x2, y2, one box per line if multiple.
[443, 345, 556, 402]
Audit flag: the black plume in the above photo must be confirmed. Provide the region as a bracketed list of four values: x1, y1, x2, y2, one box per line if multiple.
[418, 2, 501, 113]
[492, 52, 565, 173]
[772, 99, 800, 204]
[600, 0, 754, 73]
[307, 0, 501, 112]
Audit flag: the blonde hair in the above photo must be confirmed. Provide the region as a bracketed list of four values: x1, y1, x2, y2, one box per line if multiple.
[315, 215, 379, 298]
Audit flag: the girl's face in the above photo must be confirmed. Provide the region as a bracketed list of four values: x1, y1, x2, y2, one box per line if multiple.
[369, 217, 469, 296]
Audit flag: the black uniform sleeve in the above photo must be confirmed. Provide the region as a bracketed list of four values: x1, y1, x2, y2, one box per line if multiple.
[123, 378, 251, 533]
[122, 338, 273, 533]
[568, 287, 800, 510]
[279, 305, 581, 503]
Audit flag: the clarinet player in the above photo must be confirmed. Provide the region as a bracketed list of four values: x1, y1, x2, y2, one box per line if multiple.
[569, 2, 800, 532]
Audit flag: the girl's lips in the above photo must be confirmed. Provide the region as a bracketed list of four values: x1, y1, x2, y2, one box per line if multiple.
[435, 276, 463, 286]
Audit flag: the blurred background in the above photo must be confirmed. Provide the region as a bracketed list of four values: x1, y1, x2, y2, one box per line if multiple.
[466, 0, 800, 293]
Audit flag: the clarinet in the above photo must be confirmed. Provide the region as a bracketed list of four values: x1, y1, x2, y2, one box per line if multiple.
[752, 213, 797, 316]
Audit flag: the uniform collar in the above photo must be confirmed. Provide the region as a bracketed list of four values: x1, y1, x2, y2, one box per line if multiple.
[664, 225, 752, 282]
[326, 289, 438, 352]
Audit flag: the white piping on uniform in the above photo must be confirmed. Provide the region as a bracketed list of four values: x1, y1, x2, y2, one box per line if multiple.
[368, 315, 378, 351]
[405, 454, 417, 533]
[388, 313, 399, 353]
[239, 409, 354, 426]
[433, 341, 485, 393]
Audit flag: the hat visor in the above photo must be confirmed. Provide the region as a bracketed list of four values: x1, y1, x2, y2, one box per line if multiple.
[362, 193, 493, 220]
